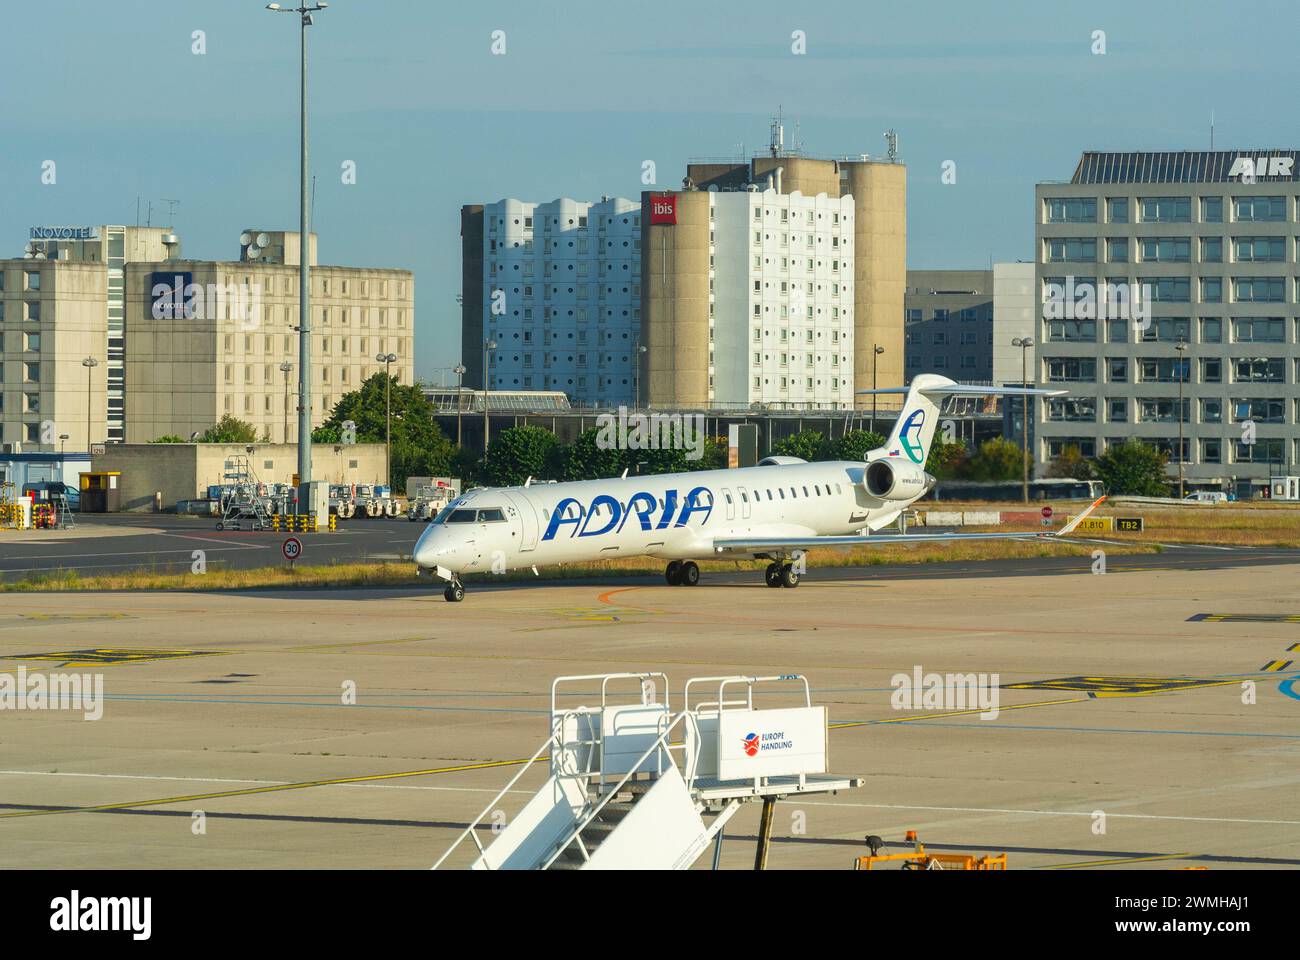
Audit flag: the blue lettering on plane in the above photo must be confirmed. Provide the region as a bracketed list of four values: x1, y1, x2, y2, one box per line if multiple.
[542, 487, 714, 541]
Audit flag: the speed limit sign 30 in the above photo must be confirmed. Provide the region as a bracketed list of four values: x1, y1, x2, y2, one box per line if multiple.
[282, 537, 303, 564]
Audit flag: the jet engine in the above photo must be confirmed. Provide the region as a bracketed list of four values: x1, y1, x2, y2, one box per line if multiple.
[863, 458, 934, 501]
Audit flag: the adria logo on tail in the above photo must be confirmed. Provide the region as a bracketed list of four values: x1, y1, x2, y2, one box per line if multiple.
[898, 409, 926, 464]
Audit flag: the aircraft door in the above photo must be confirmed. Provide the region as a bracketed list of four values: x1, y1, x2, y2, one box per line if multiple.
[722, 488, 735, 521]
[737, 486, 752, 520]
[502, 491, 539, 552]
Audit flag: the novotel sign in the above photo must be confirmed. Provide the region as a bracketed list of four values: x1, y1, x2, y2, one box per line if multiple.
[29, 226, 99, 241]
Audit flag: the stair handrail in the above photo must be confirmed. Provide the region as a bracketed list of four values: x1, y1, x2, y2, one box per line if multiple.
[539, 708, 695, 871]
[432, 707, 597, 870]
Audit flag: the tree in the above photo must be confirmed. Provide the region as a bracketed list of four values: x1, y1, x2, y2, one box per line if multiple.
[313, 373, 455, 487]
[1045, 444, 1094, 480]
[484, 425, 560, 487]
[150, 435, 186, 444]
[1094, 439, 1169, 496]
[770, 430, 827, 461]
[559, 428, 628, 481]
[926, 439, 969, 480]
[829, 430, 886, 461]
[967, 437, 1026, 482]
[198, 415, 259, 444]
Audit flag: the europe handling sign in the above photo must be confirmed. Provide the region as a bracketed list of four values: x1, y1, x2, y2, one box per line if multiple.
[649, 193, 677, 225]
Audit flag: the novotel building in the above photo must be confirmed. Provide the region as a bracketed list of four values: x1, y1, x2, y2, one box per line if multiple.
[1034, 150, 1300, 495]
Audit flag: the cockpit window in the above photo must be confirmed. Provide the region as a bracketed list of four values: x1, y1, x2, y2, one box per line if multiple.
[445, 509, 479, 523]
[476, 508, 506, 522]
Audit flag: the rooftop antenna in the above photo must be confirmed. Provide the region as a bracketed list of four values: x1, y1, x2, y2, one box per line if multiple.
[884, 129, 899, 163]
[769, 107, 784, 158]
[1210, 110, 1215, 150]
[145, 200, 153, 227]
[161, 198, 179, 228]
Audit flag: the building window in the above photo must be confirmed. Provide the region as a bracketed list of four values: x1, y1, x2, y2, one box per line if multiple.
[1233, 357, 1284, 382]
[1200, 317, 1222, 343]
[1233, 196, 1285, 222]
[1201, 196, 1223, 223]
[1232, 236, 1285, 262]
[1045, 197, 1097, 223]
[1141, 197, 1191, 223]
[1232, 317, 1284, 342]
[1107, 197, 1129, 223]
[1233, 277, 1285, 302]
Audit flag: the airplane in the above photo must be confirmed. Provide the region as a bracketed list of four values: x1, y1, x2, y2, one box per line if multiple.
[412, 373, 1105, 601]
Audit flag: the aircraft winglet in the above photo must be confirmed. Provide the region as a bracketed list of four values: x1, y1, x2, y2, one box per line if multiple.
[1056, 495, 1107, 536]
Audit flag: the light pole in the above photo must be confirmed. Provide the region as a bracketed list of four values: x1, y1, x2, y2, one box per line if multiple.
[1012, 337, 1034, 503]
[81, 356, 98, 451]
[59, 434, 69, 455]
[871, 344, 884, 435]
[377, 352, 397, 490]
[279, 361, 293, 443]
[482, 339, 497, 463]
[634, 343, 647, 409]
[1175, 338, 1189, 498]
[453, 363, 467, 446]
[266, 1, 329, 493]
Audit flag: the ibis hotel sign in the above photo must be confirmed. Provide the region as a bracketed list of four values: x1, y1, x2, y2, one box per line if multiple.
[649, 193, 677, 225]
[29, 226, 99, 241]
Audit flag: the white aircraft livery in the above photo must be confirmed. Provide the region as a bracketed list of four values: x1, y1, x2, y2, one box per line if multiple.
[413, 374, 1105, 601]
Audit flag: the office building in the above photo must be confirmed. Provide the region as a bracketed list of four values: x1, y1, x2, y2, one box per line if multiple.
[1035, 150, 1300, 493]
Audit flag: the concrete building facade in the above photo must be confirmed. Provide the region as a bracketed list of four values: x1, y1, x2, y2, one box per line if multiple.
[1035, 150, 1300, 493]
[643, 144, 906, 410]
[3, 227, 413, 451]
[2, 226, 180, 452]
[462, 198, 642, 407]
[904, 269, 995, 381]
[644, 187, 857, 410]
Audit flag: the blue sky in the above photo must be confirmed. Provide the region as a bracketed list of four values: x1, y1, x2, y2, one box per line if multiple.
[3, 0, 1298, 382]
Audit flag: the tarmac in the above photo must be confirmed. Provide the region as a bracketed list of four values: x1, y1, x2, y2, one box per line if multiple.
[1, 553, 1298, 870]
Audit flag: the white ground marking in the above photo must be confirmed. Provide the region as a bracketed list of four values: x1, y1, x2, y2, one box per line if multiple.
[794, 799, 1300, 827]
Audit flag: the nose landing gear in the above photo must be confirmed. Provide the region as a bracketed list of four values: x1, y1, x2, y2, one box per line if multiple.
[443, 579, 465, 602]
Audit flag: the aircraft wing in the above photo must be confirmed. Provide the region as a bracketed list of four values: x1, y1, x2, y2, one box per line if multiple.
[711, 496, 1106, 554]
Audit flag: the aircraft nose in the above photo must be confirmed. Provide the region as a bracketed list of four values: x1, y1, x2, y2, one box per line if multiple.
[413, 527, 455, 569]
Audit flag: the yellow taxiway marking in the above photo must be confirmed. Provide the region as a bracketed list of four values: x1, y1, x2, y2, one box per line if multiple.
[1260, 659, 1294, 672]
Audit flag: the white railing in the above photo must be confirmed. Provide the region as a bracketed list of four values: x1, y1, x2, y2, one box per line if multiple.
[431, 706, 598, 870]
[539, 709, 699, 870]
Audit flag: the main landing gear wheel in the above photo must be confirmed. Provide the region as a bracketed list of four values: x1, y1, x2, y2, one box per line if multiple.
[765, 562, 783, 588]
[443, 581, 465, 603]
[678, 560, 700, 586]
[779, 563, 800, 589]
[665, 560, 682, 585]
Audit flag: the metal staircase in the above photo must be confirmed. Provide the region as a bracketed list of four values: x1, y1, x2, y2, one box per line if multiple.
[433, 673, 862, 871]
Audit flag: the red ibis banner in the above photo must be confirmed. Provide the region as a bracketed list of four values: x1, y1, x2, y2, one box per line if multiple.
[649, 193, 677, 225]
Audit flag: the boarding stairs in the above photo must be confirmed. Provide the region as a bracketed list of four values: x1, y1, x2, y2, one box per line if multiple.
[433, 673, 863, 871]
